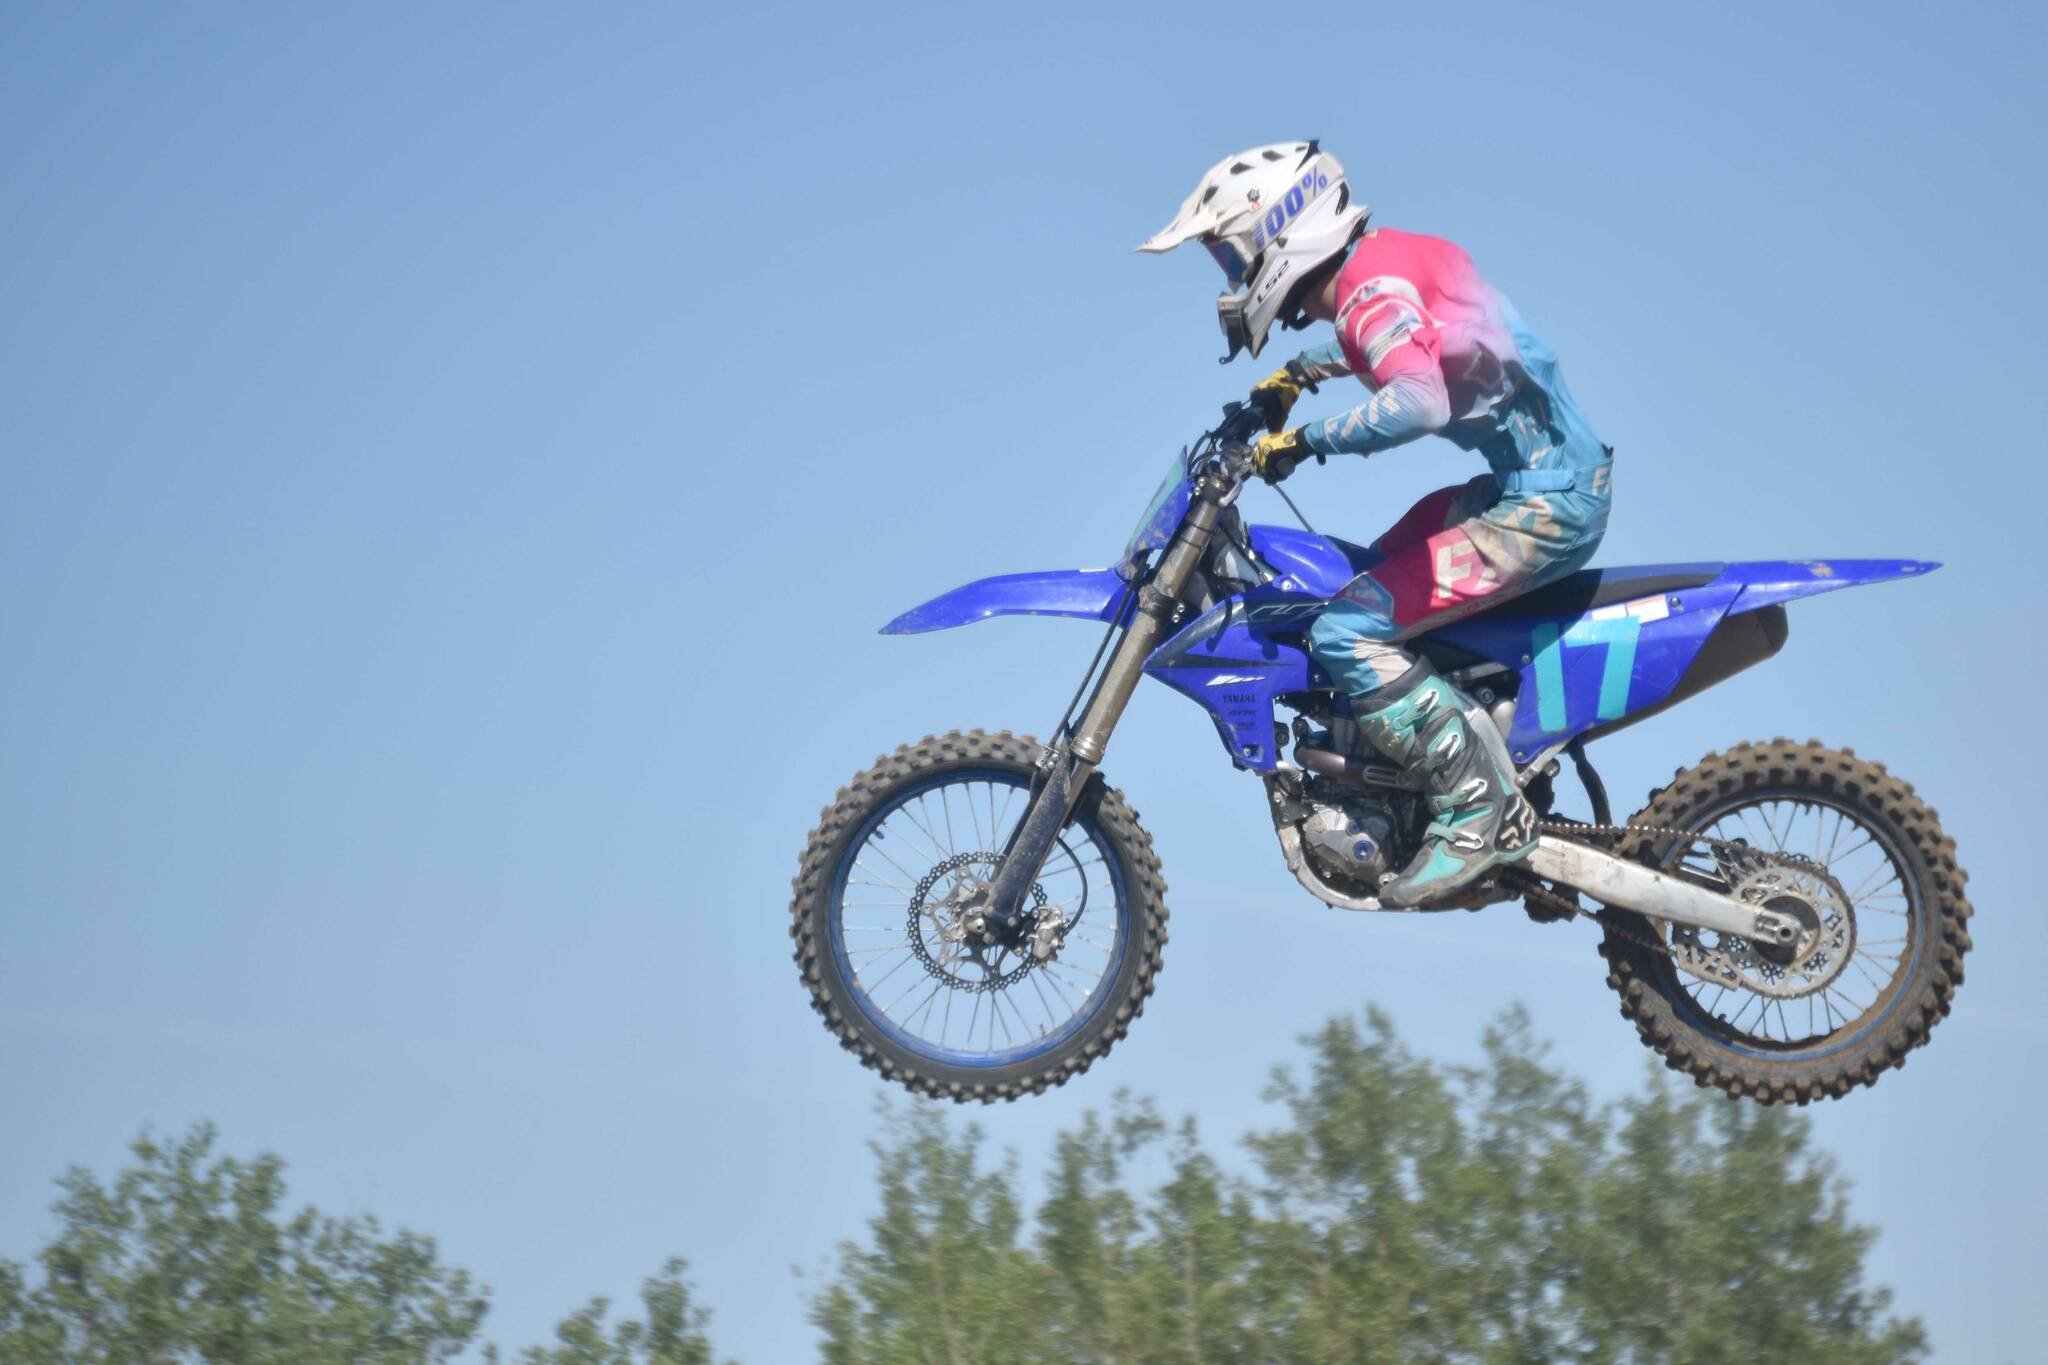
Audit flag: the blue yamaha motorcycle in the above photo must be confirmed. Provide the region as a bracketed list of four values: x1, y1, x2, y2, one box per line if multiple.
[791, 406, 1971, 1104]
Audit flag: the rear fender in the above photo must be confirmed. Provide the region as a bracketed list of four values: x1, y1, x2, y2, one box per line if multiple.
[1429, 559, 1940, 763]
[880, 569, 1132, 635]
[1720, 559, 1940, 614]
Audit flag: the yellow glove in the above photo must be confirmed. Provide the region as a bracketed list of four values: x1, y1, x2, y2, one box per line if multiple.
[1251, 427, 1313, 484]
[1248, 365, 1305, 432]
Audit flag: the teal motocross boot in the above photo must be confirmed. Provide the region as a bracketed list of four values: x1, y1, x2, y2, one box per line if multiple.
[1354, 661, 1538, 908]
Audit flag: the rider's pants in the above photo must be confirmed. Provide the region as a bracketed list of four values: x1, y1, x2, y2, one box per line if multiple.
[1307, 463, 1612, 697]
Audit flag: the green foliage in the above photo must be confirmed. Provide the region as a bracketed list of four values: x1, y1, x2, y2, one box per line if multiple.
[0, 1124, 488, 1364]
[813, 1005, 1927, 1365]
[0, 1127, 726, 1365]
[497, 1259, 724, 1365]
[810, 1106, 1043, 1365]
[0, 1006, 1926, 1364]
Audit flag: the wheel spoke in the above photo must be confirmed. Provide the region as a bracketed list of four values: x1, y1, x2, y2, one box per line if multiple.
[892, 807, 951, 867]
[1826, 986, 1859, 1031]
[995, 785, 1020, 842]
[908, 979, 945, 1030]
[965, 783, 987, 851]
[1038, 965, 1078, 1008]
[1027, 970, 1057, 1029]
[1845, 860, 1893, 901]
[1825, 983, 1872, 1017]
[862, 952, 916, 995]
[867, 840, 927, 888]
[852, 861, 912, 895]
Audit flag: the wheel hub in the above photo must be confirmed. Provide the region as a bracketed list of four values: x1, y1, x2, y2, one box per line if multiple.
[908, 852, 1052, 992]
[1752, 893, 1821, 967]
[1670, 853, 1855, 999]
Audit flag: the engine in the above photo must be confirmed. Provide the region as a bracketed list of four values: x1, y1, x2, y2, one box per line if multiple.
[1273, 703, 1430, 906]
[1298, 795, 1398, 887]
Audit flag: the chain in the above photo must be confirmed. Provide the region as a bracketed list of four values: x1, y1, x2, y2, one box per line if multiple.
[1504, 820, 1823, 961]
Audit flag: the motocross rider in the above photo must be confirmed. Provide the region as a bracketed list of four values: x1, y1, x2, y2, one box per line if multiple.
[1141, 142, 1614, 908]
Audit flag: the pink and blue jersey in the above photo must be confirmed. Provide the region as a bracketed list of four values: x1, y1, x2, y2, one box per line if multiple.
[1292, 228, 1609, 490]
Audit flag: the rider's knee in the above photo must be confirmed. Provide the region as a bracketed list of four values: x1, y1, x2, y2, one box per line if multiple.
[1308, 599, 1397, 671]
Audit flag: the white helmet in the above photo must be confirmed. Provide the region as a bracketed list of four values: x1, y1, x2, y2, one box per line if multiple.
[1138, 141, 1367, 362]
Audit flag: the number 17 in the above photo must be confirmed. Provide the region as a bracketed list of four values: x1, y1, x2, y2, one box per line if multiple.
[1531, 614, 1642, 732]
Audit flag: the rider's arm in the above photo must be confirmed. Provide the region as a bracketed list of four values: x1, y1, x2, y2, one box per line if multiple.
[1290, 339, 1354, 386]
[1298, 295, 1451, 458]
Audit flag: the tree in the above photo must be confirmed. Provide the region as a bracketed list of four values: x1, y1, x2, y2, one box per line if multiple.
[0, 1005, 1927, 1363]
[0, 1124, 487, 1364]
[0, 1126, 725, 1365]
[496, 1259, 723, 1365]
[809, 1105, 1045, 1365]
[813, 1005, 1928, 1364]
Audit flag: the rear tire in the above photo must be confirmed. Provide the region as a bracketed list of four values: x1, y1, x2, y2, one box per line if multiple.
[791, 730, 1168, 1103]
[1599, 739, 1971, 1104]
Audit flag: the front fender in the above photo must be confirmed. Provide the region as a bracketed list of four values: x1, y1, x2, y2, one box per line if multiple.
[880, 569, 1132, 635]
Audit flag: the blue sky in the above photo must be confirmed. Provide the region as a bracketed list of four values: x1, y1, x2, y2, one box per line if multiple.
[3, 1, 2045, 1359]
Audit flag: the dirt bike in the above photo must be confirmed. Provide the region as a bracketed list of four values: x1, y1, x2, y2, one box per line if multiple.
[790, 404, 1971, 1104]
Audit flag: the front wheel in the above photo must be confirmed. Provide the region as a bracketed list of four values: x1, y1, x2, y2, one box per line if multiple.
[791, 730, 1167, 1102]
[1600, 740, 1972, 1103]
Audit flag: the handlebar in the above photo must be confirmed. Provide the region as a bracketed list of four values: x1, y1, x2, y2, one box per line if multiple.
[1196, 402, 1269, 491]
[1211, 400, 1267, 448]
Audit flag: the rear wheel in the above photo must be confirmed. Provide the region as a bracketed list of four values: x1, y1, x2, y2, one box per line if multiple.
[1599, 740, 1971, 1103]
[791, 730, 1167, 1102]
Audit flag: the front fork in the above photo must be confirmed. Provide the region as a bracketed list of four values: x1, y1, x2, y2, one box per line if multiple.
[979, 482, 1228, 931]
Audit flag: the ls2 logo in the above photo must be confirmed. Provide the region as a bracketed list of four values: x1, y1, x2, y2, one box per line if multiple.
[1251, 168, 1331, 251]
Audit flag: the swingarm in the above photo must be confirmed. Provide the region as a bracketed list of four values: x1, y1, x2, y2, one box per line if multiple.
[1524, 837, 1805, 948]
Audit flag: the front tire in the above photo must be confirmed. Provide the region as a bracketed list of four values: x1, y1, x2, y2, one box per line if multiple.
[1600, 739, 1972, 1103]
[790, 730, 1167, 1102]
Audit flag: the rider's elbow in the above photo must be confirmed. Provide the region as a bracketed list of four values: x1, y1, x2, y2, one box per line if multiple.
[1414, 382, 1452, 433]
[1382, 375, 1450, 435]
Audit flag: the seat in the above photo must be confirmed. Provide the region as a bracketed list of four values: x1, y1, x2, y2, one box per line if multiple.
[1456, 563, 1725, 622]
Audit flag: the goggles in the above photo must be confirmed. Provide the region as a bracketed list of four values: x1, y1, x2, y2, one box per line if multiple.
[1205, 237, 1250, 288]
[1207, 230, 1262, 362]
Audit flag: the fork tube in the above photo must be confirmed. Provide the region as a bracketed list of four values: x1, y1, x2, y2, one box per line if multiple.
[984, 488, 1224, 922]
[1070, 493, 1220, 762]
